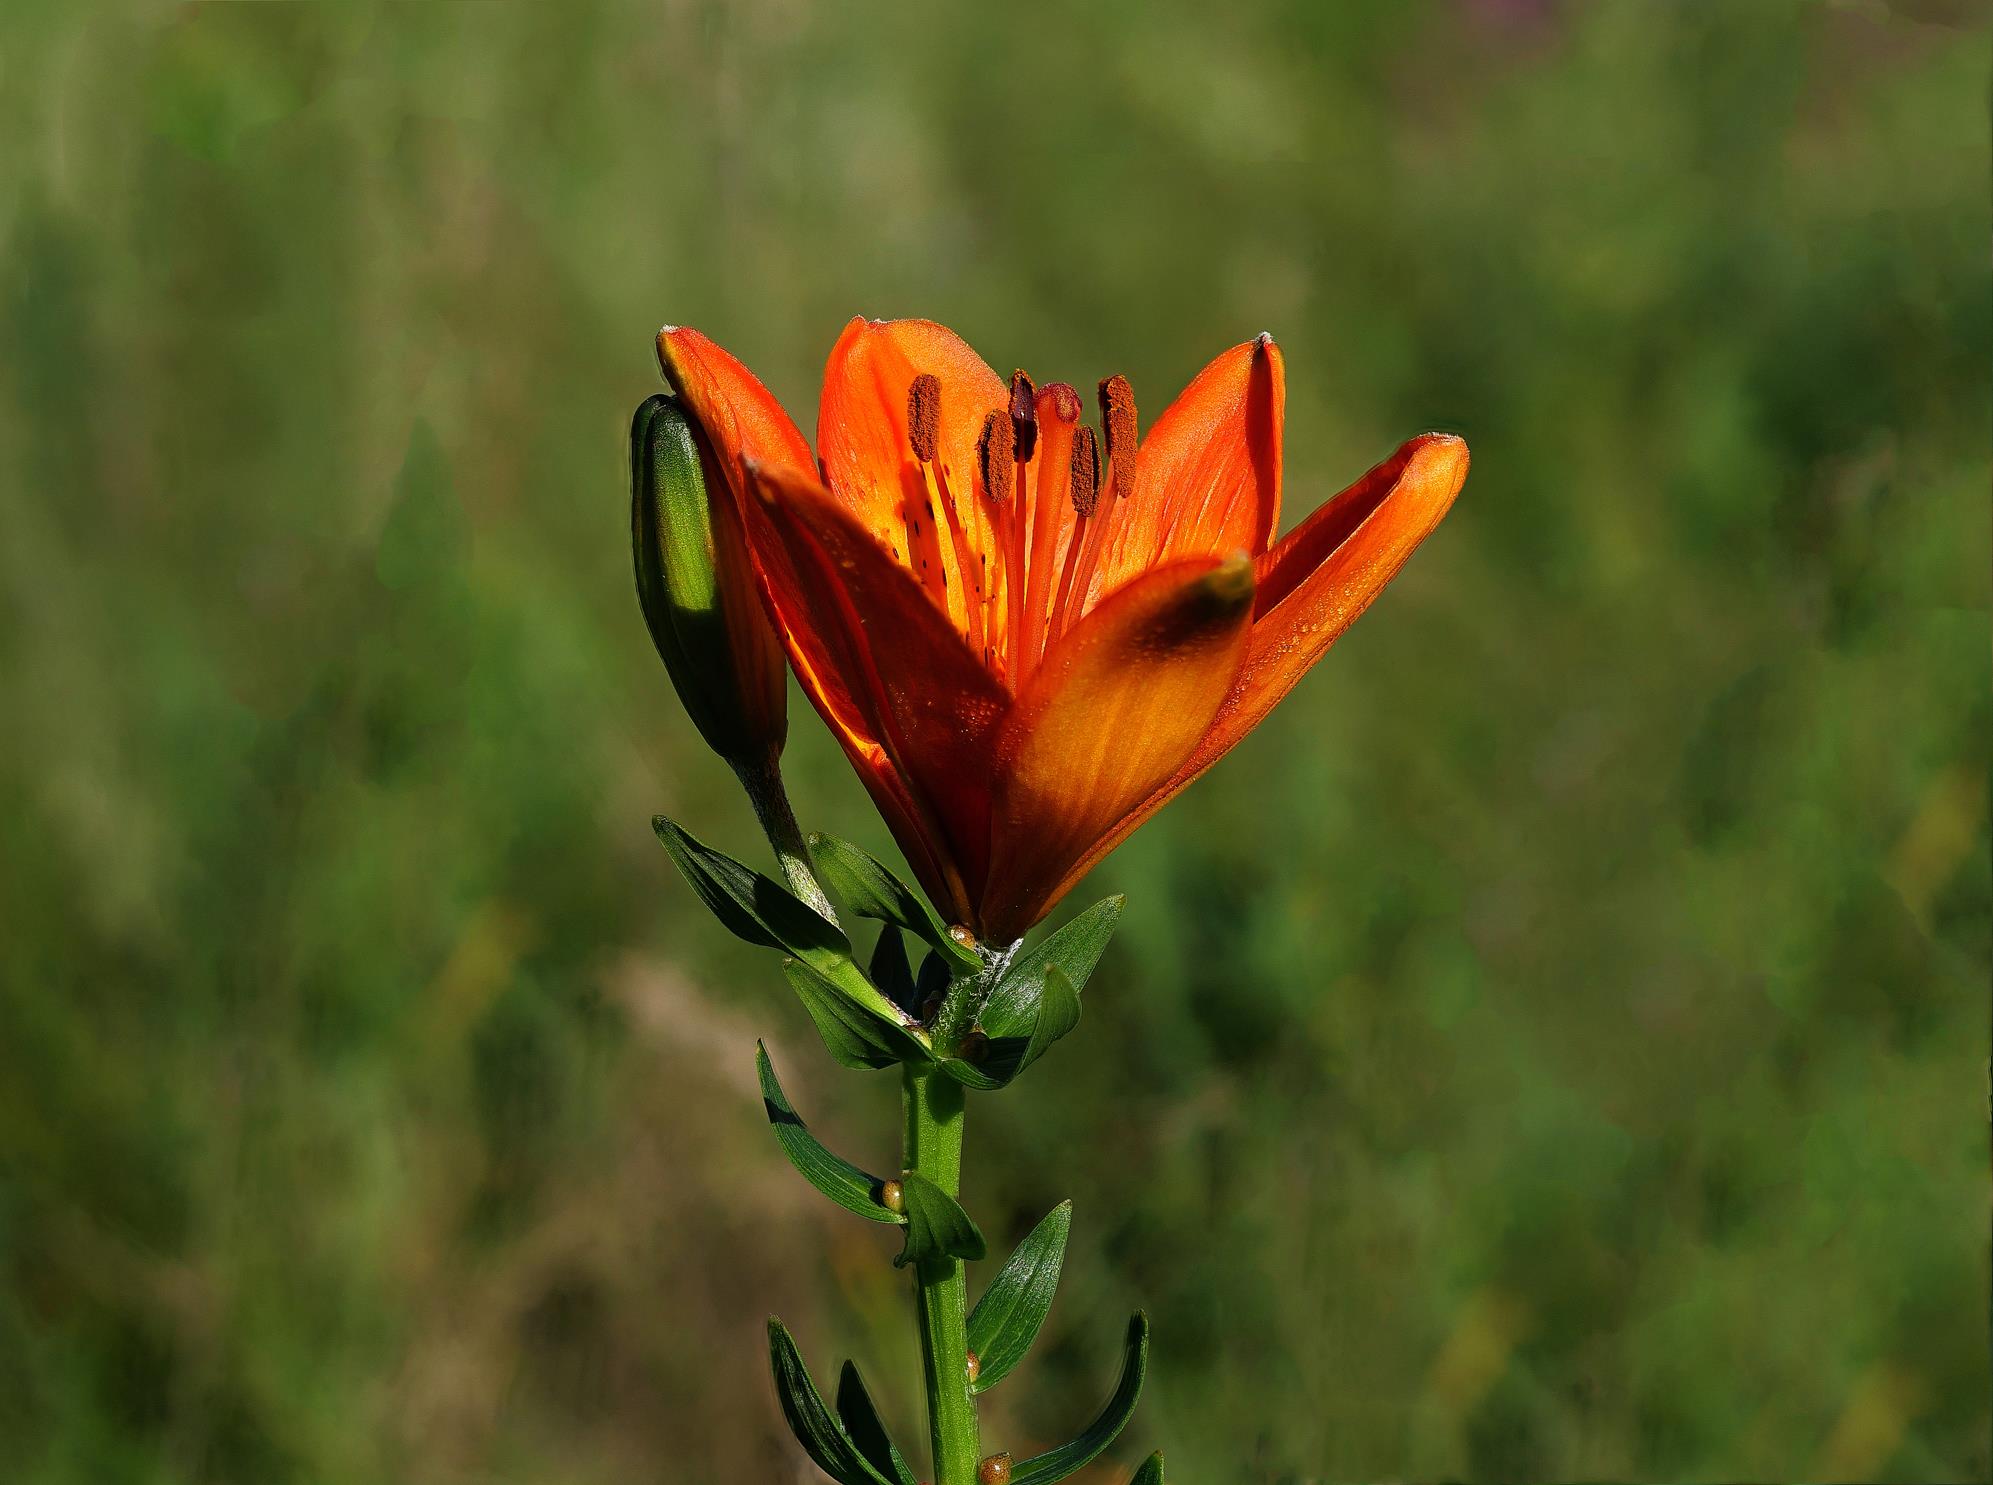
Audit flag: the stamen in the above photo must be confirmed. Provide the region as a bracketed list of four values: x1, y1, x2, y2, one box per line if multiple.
[907, 373, 940, 464]
[1009, 370, 1038, 462]
[1019, 383, 1081, 684]
[1068, 426, 1099, 518]
[1097, 374, 1137, 503]
[977, 412, 1014, 503]
[982, 405, 1025, 682]
[1049, 426, 1101, 638]
[905, 372, 970, 641]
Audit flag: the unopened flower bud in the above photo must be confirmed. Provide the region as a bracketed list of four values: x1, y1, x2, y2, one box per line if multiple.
[631, 393, 787, 769]
[978, 1452, 1012, 1485]
[880, 1180, 905, 1214]
[965, 1350, 981, 1384]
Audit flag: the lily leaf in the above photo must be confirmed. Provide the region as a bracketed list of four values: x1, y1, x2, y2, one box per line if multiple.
[938, 963, 1082, 1091]
[767, 1318, 895, 1485]
[869, 925, 921, 1017]
[893, 1171, 987, 1269]
[785, 959, 929, 1071]
[983, 896, 1122, 1035]
[1018, 965, 1081, 1072]
[967, 1200, 1071, 1392]
[809, 833, 980, 973]
[1130, 1452, 1165, 1484]
[835, 1361, 918, 1485]
[755, 1044, 902, 1225]
[653, 815, 922, 1042]
[916, 949, 952, 1012]
[1008, 1312, 1150, 1485]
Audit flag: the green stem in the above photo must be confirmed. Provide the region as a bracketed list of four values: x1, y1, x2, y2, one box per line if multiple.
[903, 1065, 978, 1484]
[734, 755, 838, 926]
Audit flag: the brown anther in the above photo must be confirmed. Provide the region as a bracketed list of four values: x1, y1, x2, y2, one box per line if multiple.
[908, 374, 941, 463]
[1068, 425, 1100, 518]
[880, 1180, 905, 1214]
[947, 924, 978, 950]
[1008, 370, 1038, 461]
[977, 412, 1015, 502]
[1098, 374, 1138, 502]
[965, 1350, 982, 1383]
[978, 1452, 1012, 1485]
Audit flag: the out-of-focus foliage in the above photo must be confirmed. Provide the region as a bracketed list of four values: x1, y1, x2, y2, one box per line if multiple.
[0, 2, 1985, 1481]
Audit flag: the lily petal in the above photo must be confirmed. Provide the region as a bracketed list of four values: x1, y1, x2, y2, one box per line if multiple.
[981, 552, 1256, 940]
[1087, 334, 1284, 608]
[1143, 433, 1470, 824]
[818, 317, 1010, 581]
[656, 326, 819, 499]
[746, 459, 1011, 920]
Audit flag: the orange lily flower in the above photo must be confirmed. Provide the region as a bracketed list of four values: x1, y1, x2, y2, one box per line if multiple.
[658, 319, 1468, 945]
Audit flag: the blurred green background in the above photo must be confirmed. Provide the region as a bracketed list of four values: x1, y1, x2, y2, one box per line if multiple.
[3, 2, 1987, 1481]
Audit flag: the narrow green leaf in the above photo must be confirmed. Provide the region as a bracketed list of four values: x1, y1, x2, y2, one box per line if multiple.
[967, 1201, 1071, 1392]
[809, 833, 980, 972]
[785, 959, 931, 1070]
[755, 1044, 902, 1225]
[1008, 1312, 1150, 1485]
[981, 896, 1121, 1037]
[938, 962, 1083, 1092]
[1018, 964, 1080, 1074]
[893, 1171, 987, 1269]
[934, 1055, 1006, 1093]
[868, 925, 920, 1016]
[915, 949, 951, 1010]
[835, 1362, 918, 1485]
[1130, 1452, 1164, 1484]
[767, 1318, 895, 1485]
[653, 816, 925, 1045]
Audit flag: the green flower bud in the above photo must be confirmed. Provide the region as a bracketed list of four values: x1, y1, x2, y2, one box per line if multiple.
[631, 393, 787, 770]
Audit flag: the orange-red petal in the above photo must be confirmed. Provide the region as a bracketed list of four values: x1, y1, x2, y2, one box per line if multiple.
[1086, 335, 1285, 608]
[656, 326, 818, 500]
[1135, 433, 1470, 825]
[745, 459, 1010, 920]
[980, 552, 1256, 940]
[817, 317, 1010, 571]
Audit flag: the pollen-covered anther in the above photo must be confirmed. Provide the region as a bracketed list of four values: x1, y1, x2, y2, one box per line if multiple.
[1008, 370, 1038, 461]
[1097, 374, 1138, 502]
[1068, 425, 1100, 518]
[908, 373, 941, 463]
[977, 412, 1015, 502]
